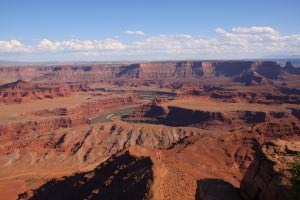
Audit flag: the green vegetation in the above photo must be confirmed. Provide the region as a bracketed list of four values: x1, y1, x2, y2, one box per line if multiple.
[139, 95, 176, 100]
[25, 178, 40, 187]
[91, 107, 136, 124]
[290, 153, 300, 200]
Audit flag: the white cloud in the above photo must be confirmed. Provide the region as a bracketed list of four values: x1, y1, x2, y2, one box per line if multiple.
[62, 39, 95, 50]
[0, 39, 31, 52]
[38, 39, 63, 51]
[174, 34, 193, 39]
[0, 26, 299, 60]
[213, 26, 300, 56]
[37, 38, 125, 51]
[231, 26, 279, 36]
[123, 30, 145, 35]
[215, 28, 226, 34]
[101, 38, 126, 50]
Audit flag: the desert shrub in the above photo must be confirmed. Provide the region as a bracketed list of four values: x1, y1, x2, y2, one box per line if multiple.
[290, 153, 300, 199]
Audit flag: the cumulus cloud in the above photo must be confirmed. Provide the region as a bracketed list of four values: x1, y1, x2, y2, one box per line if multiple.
[37, 38, 125, 51]
[38, 39, 63, 51]
[101, 38, 126, 50]
[123, 30, 145, 35]
[0, 26, 299, 60]
[214, 26, 300, 55]
[0, 39, 31, 52]
[215, 28, 226, 34]
[231, 26, 280, 36]
[174, 34, 193, 39]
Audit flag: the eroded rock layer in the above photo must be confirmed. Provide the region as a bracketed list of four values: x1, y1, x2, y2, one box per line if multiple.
[17, 132, 260, 200]
[240, 140, 300, 200]
[0, 79, 92, 103]
[0, 60, 299, 200]
[0, 61, 299, 84]
[18, 150, 154, 200]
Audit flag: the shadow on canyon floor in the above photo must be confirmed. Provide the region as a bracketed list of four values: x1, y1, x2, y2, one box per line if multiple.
[18, 151, 154, 200]
[195, 178, 242, 200]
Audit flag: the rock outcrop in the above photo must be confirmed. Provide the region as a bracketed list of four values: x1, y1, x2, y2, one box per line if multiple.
[122, 104, 225, 127]
[17, 132, 260, 200]
[0, 96, 139, 137]
[0, 60, 299, 199]
[251, 61, 282, 79]
[240, 140, 300, 200]
[0, 80, 93, 103]
[284, 62, 300, 75]
[18, 150, 154, 200]
[0, 61, 294, 84]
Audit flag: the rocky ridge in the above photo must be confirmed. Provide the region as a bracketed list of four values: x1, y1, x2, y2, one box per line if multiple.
[240, 140, 300, 200]
[0, 61, 298, 84]
[0, 80, 92, 104]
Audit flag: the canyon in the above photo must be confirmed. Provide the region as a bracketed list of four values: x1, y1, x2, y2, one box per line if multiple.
[0, 61, 299, 85]
[0, 60, 299, 200]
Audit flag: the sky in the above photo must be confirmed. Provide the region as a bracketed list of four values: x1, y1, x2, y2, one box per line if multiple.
[0, 0, 300, 61]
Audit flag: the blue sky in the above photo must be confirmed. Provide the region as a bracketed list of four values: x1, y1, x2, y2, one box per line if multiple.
[0, 0, 300, 61]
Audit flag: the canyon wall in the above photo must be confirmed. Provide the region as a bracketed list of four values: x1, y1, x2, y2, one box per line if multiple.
[0, 96, 139, 140]
[18, 150, 154, 200]
[240, 140, 300, 200]
[0, 79, 93, 103]
[0, 61, 298, 84]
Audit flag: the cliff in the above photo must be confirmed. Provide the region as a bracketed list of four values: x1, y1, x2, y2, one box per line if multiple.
[0, 80, 93, 104]
[0, 60, 296, 84]
[18, 149, 154, 200]
[122, 103, 225, 127]
[17, 133, 260, 200]
[240, 140, 300, 200]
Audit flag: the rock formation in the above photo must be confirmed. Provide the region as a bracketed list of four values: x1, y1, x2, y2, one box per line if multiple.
[196, 179, 242, 200]
[0, 60, 297, 85]
[18, 149, 154, 200]
[122, 103, 225, 127]
[240, 140, 300, 200]
[0, 60, 299, 199]
[17, 132, 260, 200]
[0, 79, 92, 104]
[0, 96, 140, 137]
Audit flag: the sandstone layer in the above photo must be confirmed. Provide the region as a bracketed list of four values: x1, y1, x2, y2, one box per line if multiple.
[0, 61, 299, 85]
[240, 140, 300, 200]
[0, 60, 299, 199]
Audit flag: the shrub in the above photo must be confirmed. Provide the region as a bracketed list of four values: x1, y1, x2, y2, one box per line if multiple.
[290, 153, 300, 199]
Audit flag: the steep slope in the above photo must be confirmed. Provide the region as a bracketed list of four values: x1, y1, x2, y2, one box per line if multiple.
[240, 140, 300, 200]
[251, 61, 282, 79]
[196, 179, 242, 200]
[283, 61, 300, 75]
[122, 103, 225, 127]
[0, 60, 293, 84]
[16, 132, 260, 200]
[0, 80, 92, 104]
[18, 150, 154, 200]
